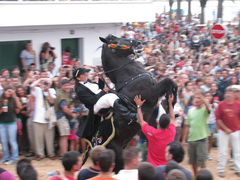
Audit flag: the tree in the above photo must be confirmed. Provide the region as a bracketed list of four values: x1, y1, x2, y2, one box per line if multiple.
[176, 0, 182, 21]
[200, 0, 208, 24]
[217, 0, 224, 23]
[187, 0, 192, 23]
[169, 0, 174, 20]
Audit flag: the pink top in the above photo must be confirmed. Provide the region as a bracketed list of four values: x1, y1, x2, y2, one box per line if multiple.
[0, 170, 16, 180]
[142, 123, 176, 167]
[50, 176, 76, 180]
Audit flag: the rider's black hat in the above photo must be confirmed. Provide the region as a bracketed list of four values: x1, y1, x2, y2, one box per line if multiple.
[73, 68, 90, 79]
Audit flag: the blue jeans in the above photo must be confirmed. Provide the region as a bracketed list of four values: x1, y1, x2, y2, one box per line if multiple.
[0, 123, 19, 161]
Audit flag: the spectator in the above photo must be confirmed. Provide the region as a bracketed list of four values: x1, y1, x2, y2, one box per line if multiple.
[16, 159, 37, 180]
[205, 92, 217, 160]
[11, 75, 21, 89]
[201, 76, 214, 93]
[88, 149, 116, 180]
[0, 87, 22, 164]
[28, 63, 37, 72]
[215, 88, 240, 177]
[217, 69, 230, 100]
[30, 78, 56, 160]
[202, 62, 211, 76]
[230, 75, 239, 85]
[11, 66, 21, 77]
[183, 93, 210, 177]
[114, 146, 142, 180]
[1, 69, 10, 79]
[40, 42, 57, 69]
[62, 47, 73, 65]
[55, 79, 75, 157]
[78, 146, 106, 180]
[173, 102, 184, 142]
[196, 169, 213, 180]
[68, 102, 88, 152]
[138, 162, 156, 180]
[156, 142, 193, 180]
[134, 94, 176, 167]
[50, 151, 82, 180]
[47, 62, 57, 78]
[182, 81, 193, 109]
[16, 86, 31, 156]
[18, 164, 38, 180]
[16, 158, 32, 178]
[166, 169, 186, 180]
[0, 76, 5, 96]
[39, 69, 49, 78]
[20, 42, 36, 71]
[26, 92, 36, 157]
[0, 167, 16, 180]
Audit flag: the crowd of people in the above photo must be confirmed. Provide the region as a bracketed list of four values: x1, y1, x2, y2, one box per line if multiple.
[0, 12, 240, 180]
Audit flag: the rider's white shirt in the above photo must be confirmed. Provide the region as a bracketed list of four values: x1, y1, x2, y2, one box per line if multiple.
[80, 81, 102, 94]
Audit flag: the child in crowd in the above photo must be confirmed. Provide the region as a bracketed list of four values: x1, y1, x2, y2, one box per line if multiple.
[68, 102, 88, 151]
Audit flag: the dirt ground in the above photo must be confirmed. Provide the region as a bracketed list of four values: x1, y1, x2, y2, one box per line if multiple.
[0, 148, 238, 180]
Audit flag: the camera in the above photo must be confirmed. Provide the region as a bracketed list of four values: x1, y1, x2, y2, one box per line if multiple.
[50, 47, 55, 50]
[43, 82, 49, 86]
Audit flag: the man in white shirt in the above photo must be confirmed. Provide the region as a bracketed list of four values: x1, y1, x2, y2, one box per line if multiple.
[31, 78, 56, 160]
[114, 147, 142, 180]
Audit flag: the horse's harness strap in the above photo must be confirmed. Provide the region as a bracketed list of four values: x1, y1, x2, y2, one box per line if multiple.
[104, 60, 134, 74]
[117, 72, 152, 92]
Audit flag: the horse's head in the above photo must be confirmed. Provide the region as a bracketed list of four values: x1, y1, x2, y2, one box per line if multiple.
[99, 34, 143, 57]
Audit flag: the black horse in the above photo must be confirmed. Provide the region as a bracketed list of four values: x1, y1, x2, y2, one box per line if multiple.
[97, 35, 178, 172]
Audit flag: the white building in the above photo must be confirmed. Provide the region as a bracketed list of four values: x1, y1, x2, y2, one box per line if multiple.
[0, 0, 239, 69]
[0, 0, 155, 69]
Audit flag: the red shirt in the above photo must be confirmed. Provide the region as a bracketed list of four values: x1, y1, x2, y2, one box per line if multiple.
[141, 123, 176, 167]
[176, 60, 185, 68]
[215, 100, 240, 132]
[62, 52, 72, 65]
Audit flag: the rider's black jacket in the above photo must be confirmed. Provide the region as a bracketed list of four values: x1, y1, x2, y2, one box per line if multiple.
[75, 79, 105, 139]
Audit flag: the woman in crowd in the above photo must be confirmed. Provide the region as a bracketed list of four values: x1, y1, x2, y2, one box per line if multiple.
[40, 42, 57, 69]
[0, 87, 22, 164]
[20, 42, 36, 72]
[205, 92, 218, 160]
[16, 86, 32, 156]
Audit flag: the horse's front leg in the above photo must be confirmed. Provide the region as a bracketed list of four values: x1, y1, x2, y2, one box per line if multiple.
[154, 78, 178, 112]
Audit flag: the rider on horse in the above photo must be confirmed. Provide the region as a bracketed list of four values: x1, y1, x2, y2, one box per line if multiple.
[73, 67, 136, 139]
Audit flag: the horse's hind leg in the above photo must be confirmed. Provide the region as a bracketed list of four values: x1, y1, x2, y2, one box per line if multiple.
[107, 141, 124, 174]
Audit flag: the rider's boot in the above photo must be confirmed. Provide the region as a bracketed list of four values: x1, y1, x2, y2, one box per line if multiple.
[113, 99, 137, 122]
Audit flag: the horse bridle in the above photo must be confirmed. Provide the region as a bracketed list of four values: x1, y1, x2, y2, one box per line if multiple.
[104, 59, 134, 74]
[100, 60, 134, 92]
[101, 41, 142, 91]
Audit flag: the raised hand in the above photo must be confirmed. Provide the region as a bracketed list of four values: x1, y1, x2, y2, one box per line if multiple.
[134, 95, 146, 107]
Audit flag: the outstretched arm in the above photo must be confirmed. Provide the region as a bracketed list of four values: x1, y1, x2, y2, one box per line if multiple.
[201, 95, 211, 114]
[134, 95, 146, 127]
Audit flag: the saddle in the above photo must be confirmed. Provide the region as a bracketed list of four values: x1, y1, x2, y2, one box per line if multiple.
[85, 94, 137, 148]
[117, 93, 136, 113]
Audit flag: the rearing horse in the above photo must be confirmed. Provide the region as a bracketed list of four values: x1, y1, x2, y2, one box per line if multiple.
[98, 35, 178, 172]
